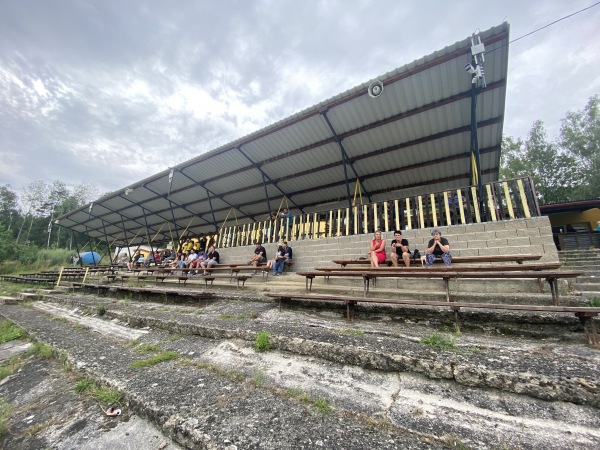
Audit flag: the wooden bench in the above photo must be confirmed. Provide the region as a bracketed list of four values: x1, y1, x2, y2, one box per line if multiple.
[314, 263, 561, 273]
[266, 292, 600, 347]
[197, 274, 253, 289]
[333, 254, 542, 267]
[296, 269, 584, 305]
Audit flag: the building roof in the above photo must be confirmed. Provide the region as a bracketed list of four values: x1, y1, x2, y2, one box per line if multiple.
[57, 23, 510, 247]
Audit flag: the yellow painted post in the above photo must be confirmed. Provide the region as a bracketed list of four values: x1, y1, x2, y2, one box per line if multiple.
[486, 184, 497, 221]
[363, 205, 368, 234]
[312, 213, 318, 239]
[516, 179, 531, 218]
[457, 189, 466, 224]
[82, 267, 90, 284]
[470, 187, 481, 223]
[430, 194, 437, 228]
[394, 200, 400, 231]
[502, 181, 515, 219]
[373, 203, 379, 231]
[336, 209, 341, 236]
[56, 267, 64, 287]
[353, 206, 358, 235]
[328, 210, 333, 237]
[405, 198, 412, 230]
[418, 196, 424, 229]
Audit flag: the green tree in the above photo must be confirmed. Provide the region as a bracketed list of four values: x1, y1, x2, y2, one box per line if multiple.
[0, 185, 20, 235]
[559, 94, 600, 199]
[500, 121, 580, 204]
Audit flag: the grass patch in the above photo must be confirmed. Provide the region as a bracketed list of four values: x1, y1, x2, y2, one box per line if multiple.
[336, 328, 365, 336]
[0, 320, 24, 344]
[129, 351, 179, 369]
[0, 356, 25, 382]
[252, 370, 266, 387]
[589, 297, 600, 307]
[420, 332, 455, 350]
[253, 330, 270, 352]
[196, 361, 245, 381]
[0, 397, 12, 438]
[284, 387, 332, 414]
[74, 377, 122, 404]
[219, 312, 257, 320]
[31, 342, 54, 359]
[167, 333, 183, 342]
[97, 305, 106, 316]
[75, 378, 95, 393]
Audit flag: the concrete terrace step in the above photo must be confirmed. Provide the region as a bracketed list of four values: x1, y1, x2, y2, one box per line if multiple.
[3, 294, 597, 449]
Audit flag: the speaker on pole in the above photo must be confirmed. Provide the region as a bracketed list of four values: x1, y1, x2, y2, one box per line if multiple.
[367, 80, 384, 98]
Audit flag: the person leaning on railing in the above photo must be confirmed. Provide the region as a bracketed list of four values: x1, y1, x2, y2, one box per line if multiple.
[426, 229, 452, 266]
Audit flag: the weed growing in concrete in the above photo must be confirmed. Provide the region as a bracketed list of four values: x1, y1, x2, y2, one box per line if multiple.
[129, 351, 179, 368]
[167, 333, 182, 342]
[31, 342, 54, 359]
[97, 305, 106, 316]
[252, 370, 266, 387]
[0, 397, 11, 438]
[253, 331, 270, 352]
[337, 328, 364, 336]
[135, 343, 161, 353]
[0, 320, 24, 344]
[73, 376, 122, 404]
[75, 378, 95, 393]
[57, 350, 73, 372]
[589, 297, 600, 307]
[420, 332, 455, 350]
[284, 387, 333, 414]
[0, 356, 25, 381]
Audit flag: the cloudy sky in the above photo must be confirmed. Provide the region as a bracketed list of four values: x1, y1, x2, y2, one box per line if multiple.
[1, 0, 599, 198]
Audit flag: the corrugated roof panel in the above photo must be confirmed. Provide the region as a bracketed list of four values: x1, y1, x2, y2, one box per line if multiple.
[56, 23, 510, 244]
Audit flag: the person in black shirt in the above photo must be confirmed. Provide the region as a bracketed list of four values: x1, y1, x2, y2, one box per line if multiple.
[250, 241, 267, 269]
[200, 245, 220, 275]
[390, 230, 410, 267]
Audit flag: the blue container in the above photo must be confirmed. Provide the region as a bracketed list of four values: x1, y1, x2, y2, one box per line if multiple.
[79, 252, 102, 265]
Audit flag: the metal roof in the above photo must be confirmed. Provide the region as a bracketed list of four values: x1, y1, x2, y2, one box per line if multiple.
[57, 23, 510, 247]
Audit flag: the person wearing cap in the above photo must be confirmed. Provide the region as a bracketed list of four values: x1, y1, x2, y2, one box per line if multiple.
[425, 229, 452, 266]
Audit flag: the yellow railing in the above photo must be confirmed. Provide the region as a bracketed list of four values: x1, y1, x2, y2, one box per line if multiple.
[206, 177, 538, 248]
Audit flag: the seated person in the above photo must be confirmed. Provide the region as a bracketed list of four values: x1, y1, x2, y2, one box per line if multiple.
[127, 251, 142, 270]
[200, 245, 220, 274]
[425, 229, 452, 266]
[368, 230, 386, 268]
[390, 230, 410, 267]
[266, 245, 281, 270]
[273, 241, 293, 275]
[250, 241, 267, 269]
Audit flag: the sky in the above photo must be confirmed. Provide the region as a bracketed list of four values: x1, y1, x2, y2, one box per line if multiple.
[1, 0, 599, 199]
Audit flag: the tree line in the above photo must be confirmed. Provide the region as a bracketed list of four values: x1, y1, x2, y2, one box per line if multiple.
[500, 94, 599, 203]
[0, 94, 598, 264]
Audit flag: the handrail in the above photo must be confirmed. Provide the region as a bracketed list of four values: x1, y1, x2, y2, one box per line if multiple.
[210, 176, 540, 248]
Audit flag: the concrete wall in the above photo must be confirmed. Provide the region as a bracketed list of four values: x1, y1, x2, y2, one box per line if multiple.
[217, 216, 558, 272]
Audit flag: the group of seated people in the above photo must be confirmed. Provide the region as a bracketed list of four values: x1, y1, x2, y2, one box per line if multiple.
[368, 229, 451, 268]
[250, 240, 293, 275]
[168, 245, 220, 275]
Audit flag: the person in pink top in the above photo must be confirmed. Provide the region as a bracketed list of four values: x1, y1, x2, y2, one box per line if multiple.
[368, 229, 386, 268]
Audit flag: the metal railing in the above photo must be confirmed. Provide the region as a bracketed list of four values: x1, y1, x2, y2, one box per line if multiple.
[212, 177, 540, 248]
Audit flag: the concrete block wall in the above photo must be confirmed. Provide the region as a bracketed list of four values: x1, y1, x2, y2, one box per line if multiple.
[217, 216, 559, 272]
